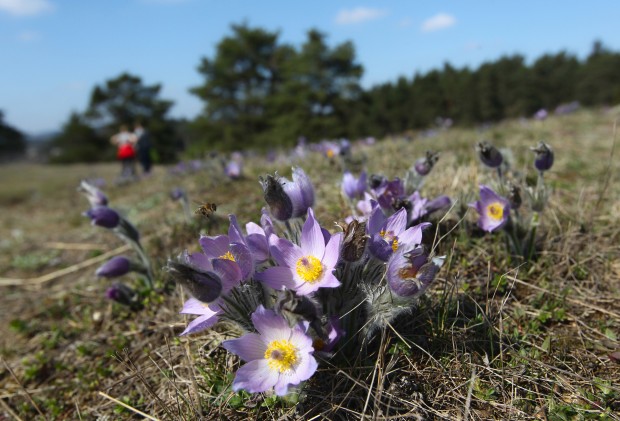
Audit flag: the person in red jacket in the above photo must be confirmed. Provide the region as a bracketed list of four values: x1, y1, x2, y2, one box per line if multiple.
[110, 124, 137, 182]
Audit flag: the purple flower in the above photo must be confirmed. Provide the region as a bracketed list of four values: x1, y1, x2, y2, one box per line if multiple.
[531, 142, 554, 172]
[284, 167, 315, 218]
[84, 207, 120, 229]
[413, 151, 440, 176]
[225, 161, 242, 179]
[386, 245, 444, 297]
[79, 180, 108, 207]
[476, 141, 503, 168]
[106, 282, 138, 306]
[96, 256, 131, 278]
[170, 187, 186, 201]
[222, 305, 317, 396]
[256, 209, 342, 295]
[534, 108, 548, 121]
[469, 185, 510, 232]
[315, 316, 345, 353]
[367, 207, 430, 261]
[170, 252, 243, 335]
[228, 214, 269, 264]
[342, 171, 367, 200]
[198, 233, 254, 280]
[375, 178, 405, 211]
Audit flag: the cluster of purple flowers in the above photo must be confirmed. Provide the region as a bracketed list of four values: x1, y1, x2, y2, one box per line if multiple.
[167, 166, 445, 397]
[469, 140, 555, 260]
[79, 180, 153, 307]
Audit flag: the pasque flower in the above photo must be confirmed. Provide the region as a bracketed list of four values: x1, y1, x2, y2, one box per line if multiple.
[84, 207, 120, 229]
[386, 245, 444, 297]
[531, 141, 554, 172]
[469, 185, 510, 232]
[78, 180, 108, 207]
[256, 208, 342, 295]
[96, 256, 131, 278]
[414, 151, 440, 176]
[342, 171, 367, 200]
[260, 167, 315, 221]
[167, 251, 243, 335]
[476, 141, 503, 168]
[222, 305, 317, 396]
[367, 207, 430, 261]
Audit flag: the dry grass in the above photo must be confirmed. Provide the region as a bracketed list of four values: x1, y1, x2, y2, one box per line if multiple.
[1, 109, 619, 420]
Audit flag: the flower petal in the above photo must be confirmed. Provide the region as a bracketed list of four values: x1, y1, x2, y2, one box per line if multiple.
[180, 312, 219, 336]
[222, 333, 267, 362]
[199, 235, 230, 259]
[255, 266, 297, 291]
[230, 359, 279, 394]
[301, 209, 325, 258]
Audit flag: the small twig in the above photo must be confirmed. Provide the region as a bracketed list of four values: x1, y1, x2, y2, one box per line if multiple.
[1, 358, 46, 419]
[98, 391, 160, 421]
[463, 367, 476, 421]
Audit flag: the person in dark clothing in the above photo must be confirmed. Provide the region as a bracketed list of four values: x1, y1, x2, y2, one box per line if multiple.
[134, 121, 152, 175]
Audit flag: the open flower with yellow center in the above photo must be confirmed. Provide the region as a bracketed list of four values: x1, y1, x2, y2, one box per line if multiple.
[199, 230, 254, 279]
[469, 185, 511, 232]
[367, 207, 431, 262]
[222, 305, 317, 396]
[256, 208, 342, 295]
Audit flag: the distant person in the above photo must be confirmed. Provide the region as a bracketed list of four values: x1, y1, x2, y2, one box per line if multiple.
[134, 121, 152, 176]
[110, 124, 137, 181]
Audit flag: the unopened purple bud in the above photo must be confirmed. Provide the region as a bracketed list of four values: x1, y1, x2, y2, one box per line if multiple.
[414, 151, 440, 176]
[106, 282, 138, 307]
[476, 141, 503, 168]
[84, 207, 120, 229]
[531, 142, 554, 172]
[96, 256, 131, 278]
[170, 187, 185, 201]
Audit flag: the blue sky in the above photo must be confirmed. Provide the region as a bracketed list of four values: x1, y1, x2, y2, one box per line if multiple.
[1, 0, 619, 134]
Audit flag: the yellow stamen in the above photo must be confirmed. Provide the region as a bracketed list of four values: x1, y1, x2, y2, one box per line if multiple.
[326, 149, 335, 158]
[219, 251, 236, 261]
[264, 339, 298, 373]
[486, 202, 504, 221]
[380, 230, 399, 252]
[296, 256, 324, 283]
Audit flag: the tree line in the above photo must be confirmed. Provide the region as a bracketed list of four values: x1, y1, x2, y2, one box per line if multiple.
[2, 24, 620, 162]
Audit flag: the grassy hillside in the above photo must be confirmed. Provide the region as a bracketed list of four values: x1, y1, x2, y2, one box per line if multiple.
[1, 109, 619, 420]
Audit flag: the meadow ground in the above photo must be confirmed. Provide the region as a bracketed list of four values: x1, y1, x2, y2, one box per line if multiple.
[1, 109, 619, 420]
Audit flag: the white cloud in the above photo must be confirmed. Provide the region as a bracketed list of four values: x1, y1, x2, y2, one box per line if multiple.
[335, 7, 388, 25]
[420, 13, 456, 32]
[0, 0, 53, 16]
[17, 30, 39, 42]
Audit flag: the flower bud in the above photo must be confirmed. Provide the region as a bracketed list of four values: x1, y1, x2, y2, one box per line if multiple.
[531, 141, 554, 172]
[96, 256, 131, 278]
[84, 207, 120, 229]
[106, 282, 139, 307]
[259, 174, 293, 221]
[339, 219, 368, 262]
[476, 141, 503, 168]
[170, 187, 186, 201]
[414, 150, 440, 176]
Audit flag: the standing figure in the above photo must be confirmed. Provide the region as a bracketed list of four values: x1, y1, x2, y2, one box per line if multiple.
[134, 121, 152, 176]
[110, 124, 137, 182]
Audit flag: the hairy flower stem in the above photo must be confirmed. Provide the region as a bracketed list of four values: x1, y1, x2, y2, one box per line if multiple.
[133, 241, 154, 289]
[524, 212, 539, 262]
